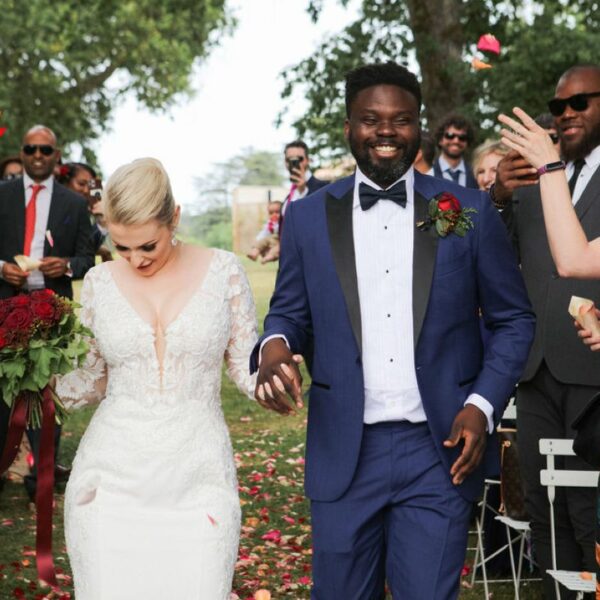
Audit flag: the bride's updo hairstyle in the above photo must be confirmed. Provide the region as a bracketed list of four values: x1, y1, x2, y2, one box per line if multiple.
[104, 158, 176, 227]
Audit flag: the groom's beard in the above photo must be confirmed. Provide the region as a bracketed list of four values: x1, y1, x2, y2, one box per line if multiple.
[348, 130, 421, 189]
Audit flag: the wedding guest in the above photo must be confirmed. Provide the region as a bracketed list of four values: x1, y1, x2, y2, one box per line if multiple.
[413, 131, 436, 174]
[55, 157, 258, 598]
[494, 63, 600, 596]
[0, 125, 95, 499]
[0, 156, 23, 181]
[252, 61, 534, 599]
[57, 162, 112, 261]
[432, 114, 478, 188]
[247, 200, 281, 263]
[280, 140, 328, 230]
[472, 140, 509, 192]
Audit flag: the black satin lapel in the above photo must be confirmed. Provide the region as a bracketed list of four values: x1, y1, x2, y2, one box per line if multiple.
[574, 166, 600, 221]
[326, 189, 362, 354]
[413, 191, 439, 349]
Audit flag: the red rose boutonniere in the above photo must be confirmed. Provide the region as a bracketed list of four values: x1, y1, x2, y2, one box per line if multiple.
[417, 192, 477, 238]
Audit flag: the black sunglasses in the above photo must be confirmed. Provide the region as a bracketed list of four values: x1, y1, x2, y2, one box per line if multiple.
[548, 91, 600, 117]
[22, 144, 55, 156]
[444, 132, 468, 142]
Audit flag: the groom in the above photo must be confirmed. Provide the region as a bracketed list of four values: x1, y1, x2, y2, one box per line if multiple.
[251, 62, 535, 599]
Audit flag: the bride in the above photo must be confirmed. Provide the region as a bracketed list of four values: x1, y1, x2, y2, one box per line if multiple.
[55, 158, 258, 599]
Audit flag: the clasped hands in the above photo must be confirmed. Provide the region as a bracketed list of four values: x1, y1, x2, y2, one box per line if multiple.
[255, 339, 488, 485]
[2, 257, 69, 287]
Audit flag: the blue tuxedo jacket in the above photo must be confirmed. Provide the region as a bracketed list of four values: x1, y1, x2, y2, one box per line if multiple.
[251, 172, 534, 502]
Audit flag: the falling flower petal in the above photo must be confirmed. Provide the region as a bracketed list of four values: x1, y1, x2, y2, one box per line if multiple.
[207, 513, 218, 526]
[472, 58, 492, 70]
[477, 33, 501, 55]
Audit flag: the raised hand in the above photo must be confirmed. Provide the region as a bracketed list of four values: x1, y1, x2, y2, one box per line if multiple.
[443, 404, 488, 485]
[255, 338, 304, 415]
[39, 257, 69, 278]
[498, 107, 561, 170]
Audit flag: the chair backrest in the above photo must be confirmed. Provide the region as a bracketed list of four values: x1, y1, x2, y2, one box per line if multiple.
[539, 437, 599, 593]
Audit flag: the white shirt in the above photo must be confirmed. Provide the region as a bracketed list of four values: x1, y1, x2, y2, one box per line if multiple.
[567, 145, 600, 205]
[439, 156, 467, 187]
[354, 167, 493, 428]
[23, 173, 54, 289]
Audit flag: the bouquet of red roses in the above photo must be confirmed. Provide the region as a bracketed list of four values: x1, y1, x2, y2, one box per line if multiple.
[0, 289, 92, 427]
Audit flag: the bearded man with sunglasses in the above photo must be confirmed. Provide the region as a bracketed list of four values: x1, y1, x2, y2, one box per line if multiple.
[0, 125, 94, 498]
[432, 114, 479, 189]
[493, 64, 600, 597]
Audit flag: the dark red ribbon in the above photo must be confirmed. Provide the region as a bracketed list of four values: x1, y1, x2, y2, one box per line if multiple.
[0, 389, 59, 590]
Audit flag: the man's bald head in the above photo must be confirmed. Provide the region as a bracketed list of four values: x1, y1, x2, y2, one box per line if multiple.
[22, 125, 57, 147]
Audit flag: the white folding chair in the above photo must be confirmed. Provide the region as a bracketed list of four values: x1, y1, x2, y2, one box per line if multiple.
[539, 438, 598, 599]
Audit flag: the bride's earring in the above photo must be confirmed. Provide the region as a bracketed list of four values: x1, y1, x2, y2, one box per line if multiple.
[171, 232, 178, 247]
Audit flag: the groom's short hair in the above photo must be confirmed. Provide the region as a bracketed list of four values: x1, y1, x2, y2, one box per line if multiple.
[345, 62, 422, 117]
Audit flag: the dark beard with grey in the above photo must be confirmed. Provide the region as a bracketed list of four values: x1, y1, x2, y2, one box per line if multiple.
[349, 130, 421, 189]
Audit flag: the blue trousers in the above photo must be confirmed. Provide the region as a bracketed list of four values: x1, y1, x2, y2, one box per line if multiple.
[311, 421, 471, 600]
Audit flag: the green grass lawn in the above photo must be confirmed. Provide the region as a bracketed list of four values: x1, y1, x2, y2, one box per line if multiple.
[0, 257, 542, 598]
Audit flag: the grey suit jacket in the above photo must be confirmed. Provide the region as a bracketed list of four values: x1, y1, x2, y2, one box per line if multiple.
[503, 163, 600, 385]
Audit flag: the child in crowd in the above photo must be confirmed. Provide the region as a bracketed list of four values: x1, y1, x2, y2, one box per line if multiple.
[247, 200, 282, 263]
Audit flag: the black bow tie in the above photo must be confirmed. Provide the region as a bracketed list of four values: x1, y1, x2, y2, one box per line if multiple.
[359, 180, 407, 211]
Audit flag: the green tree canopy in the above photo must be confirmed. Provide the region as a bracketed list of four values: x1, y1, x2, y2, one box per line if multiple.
[280, 0, 600, 158]
[0, 0, 233, 163]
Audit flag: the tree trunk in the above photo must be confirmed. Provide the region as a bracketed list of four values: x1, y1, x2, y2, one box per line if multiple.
[406, 0, 466, 130]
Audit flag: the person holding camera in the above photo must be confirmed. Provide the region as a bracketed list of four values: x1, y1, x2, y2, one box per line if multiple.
[280, 140, 328, 231]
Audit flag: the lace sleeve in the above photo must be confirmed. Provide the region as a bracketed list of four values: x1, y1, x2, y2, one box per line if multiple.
[224, 255, 258, 399]
[55, 271, 107, 410]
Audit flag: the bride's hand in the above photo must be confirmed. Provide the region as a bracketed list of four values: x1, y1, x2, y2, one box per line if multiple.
[255, 338, 303, 415]
[575, 309, 600, 351]
[498, 107, 561, 170]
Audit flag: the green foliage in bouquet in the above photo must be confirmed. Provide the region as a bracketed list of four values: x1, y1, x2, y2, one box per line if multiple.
[0, 290, 93, 427]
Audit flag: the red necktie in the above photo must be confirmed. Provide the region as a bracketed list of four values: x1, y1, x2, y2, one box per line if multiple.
[24, 184, 44, 256]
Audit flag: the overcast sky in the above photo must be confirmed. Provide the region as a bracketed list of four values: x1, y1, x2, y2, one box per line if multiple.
[95, 0, 359, 211]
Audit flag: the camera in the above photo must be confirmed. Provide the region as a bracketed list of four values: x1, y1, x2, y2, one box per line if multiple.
[287, 156, 302, 172]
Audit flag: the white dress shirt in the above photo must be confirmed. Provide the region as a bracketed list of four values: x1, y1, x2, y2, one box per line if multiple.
[438, 156, 467, 187]
[567, 145, 600, 205]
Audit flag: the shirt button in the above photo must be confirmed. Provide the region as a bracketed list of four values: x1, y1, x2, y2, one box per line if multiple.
[390, 358, 394, 363]
[384, 226, 388, 230]
[385, 269, 389, 274]
[387, 314, 391, 318]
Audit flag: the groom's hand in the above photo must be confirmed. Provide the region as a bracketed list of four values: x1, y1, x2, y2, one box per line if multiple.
[443, 405, 488, 485]
[255, 338, 304, 415]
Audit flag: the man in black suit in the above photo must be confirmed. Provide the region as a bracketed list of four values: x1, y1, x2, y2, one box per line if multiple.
[280, 140, 328, 226]
[493, 64, 600, 597]
[432, 114, 478, 189]
[0, 125, 95, 496]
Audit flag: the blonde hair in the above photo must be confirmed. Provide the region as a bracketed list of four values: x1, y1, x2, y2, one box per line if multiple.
[472, 139, 510, 175]
[104, 158, 176, 226]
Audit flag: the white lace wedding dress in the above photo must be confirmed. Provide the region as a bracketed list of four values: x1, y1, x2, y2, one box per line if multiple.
[56, 249, 257, 600]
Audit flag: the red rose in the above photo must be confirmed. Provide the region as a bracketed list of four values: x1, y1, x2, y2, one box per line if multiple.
[0, 326, 8, 349]
[11, 294, 31, 308]
[4, 307, 33, 332]
[437, 192, 461, 213]
[0, 300, 10, 326]
[31, 301, 56, 322]
[30, 289, 55, 301]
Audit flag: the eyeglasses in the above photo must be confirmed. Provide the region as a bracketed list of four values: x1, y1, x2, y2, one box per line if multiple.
[22, 144, 55, 156]
[549, 133, 559, 144]
[3, 173, 22, 181]
[443, 132, 468, 142]
[548, 91, 600, 117]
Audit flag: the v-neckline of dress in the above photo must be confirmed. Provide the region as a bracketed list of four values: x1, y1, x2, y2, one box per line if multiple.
[103, 250, 217, 375]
